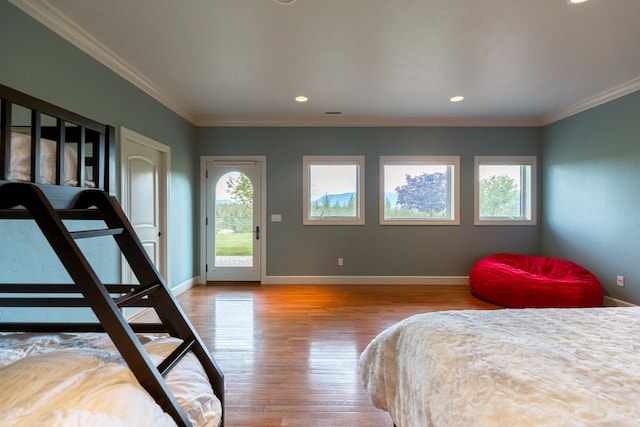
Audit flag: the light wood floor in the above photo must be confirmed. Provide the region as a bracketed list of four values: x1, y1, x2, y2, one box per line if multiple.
[146, 284, 500, 427]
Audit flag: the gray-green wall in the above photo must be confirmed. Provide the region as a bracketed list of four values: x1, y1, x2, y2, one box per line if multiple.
[542, 91, 640, 305]
[197, 127, 542, 276]
[0, 2, 199, 294]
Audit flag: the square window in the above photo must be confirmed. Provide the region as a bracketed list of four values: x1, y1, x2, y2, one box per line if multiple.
[380, 156, 460, 225]
[474, 156, 537, 225]
[303, 156, 365, 225]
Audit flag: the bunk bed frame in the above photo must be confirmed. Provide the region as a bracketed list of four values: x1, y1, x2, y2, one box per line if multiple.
[0, 83, 224, 427]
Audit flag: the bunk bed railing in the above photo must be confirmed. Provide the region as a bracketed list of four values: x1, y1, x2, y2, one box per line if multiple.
[0, 83, 115, 197]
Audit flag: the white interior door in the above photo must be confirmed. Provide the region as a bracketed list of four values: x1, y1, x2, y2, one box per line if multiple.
[120, 128, 169, 298]
[206, 161, 261, 281]
[127, 144, 161, 269]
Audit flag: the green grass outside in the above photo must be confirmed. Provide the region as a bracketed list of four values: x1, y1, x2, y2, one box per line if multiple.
[216, 232, 252, 256]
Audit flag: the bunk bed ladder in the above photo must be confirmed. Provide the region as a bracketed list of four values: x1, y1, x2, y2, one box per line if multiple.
[0, 182, 223, 427]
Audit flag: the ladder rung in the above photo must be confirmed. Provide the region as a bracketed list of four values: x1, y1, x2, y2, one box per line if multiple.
[70, 227, 124, 239]
[0, 209, 105, 220]
[0, 322, 169, 333]
[0, 297, 91, 307]
[115, 283, 162, 308]
[157, 338, 196, 377]
[0, 284, 139, 293]
[0, 297, 155, 308]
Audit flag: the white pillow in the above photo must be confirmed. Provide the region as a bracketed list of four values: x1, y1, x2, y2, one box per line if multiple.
[9, 132, 80, 185]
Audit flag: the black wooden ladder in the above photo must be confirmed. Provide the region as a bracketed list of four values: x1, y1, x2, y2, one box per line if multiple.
[0, 182, 224, 427]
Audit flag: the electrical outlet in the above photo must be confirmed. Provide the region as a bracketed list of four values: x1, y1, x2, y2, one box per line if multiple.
[616, 275, 625, 287]
[338, 257, 344, 266]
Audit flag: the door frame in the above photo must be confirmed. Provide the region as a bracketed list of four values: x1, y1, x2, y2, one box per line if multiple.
[120, 127, 171, 285]
[200, 155, 267, 284]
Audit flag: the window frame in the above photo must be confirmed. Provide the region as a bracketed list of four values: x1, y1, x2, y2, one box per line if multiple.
[302, 155, 365, 225]
[379, 156, 460, 226]
[474, 156, 537, 226]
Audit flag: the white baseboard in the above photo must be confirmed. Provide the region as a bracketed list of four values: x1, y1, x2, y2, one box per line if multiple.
[602, 296, 636, 307]
[172, 276, 198, 296]
[262, 275, 469, 285]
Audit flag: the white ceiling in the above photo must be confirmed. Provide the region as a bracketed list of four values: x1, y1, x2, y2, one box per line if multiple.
[12, 0, 640, 126]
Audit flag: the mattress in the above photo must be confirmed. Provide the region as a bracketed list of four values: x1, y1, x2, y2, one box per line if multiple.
[0, 332, 222, 427]
[359, 307, 640, 427]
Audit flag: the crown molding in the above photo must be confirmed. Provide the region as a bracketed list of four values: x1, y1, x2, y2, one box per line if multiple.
[542, 77, 640, 125]
[193, 115, 543, 128]
[9, 0, 196, 124]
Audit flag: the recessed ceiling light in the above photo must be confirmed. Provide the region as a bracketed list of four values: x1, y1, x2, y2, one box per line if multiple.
[295, 95, 308, 103]
[274, 0, 296, 5]
[567, 0, 589, 4]
[450, 95, 465, 103]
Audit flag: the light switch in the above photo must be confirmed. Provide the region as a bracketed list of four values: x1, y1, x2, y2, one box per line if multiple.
[271, 214, 282, 222]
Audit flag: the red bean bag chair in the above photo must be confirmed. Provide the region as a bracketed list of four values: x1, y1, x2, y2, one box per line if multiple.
[469, 253, 603, 308]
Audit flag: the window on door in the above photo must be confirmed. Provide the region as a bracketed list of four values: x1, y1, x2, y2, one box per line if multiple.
[214, 171, 254, 267]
